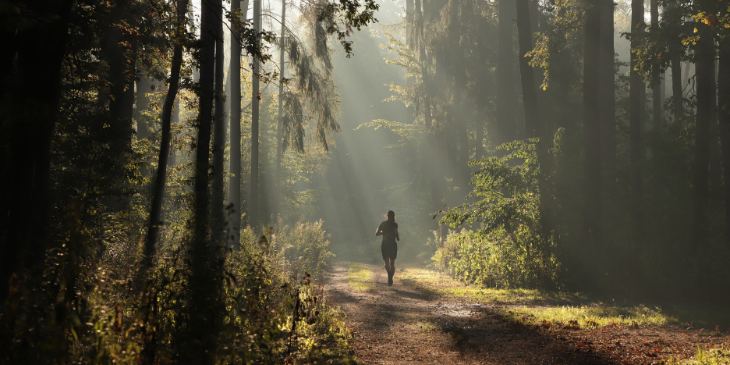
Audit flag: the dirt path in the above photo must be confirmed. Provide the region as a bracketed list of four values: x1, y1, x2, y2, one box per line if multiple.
[324, 263, 729, 365]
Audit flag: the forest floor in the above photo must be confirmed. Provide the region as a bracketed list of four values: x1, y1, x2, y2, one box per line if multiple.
[324, 262, 730, 365]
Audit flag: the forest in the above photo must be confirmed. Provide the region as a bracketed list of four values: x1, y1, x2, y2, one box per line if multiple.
[1, 0, 730, 364]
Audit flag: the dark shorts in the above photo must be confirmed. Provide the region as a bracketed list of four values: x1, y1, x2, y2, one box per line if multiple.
[381, 241, 397, 260]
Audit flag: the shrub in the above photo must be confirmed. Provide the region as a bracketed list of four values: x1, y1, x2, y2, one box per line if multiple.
[437, 140, 559, 288]
[273, 220, 335, 281]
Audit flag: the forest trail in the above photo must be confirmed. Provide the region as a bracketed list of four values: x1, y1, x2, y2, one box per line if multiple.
[325, 263, 730, 365]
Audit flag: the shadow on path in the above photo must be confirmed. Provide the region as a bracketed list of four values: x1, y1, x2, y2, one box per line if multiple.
[325, 263, 617, 365]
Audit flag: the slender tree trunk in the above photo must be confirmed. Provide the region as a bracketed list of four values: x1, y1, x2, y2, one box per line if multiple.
[274, 0, 287, 217]
[406, 0, 414, 50]
[141, 0, 188, 279]
[229, 0, 245, 246]
[181, 0, 222, 362]
[629, 0, 646, 244]
[583, 0, 602, 247]
[497, 0, 516, 143]
[516, 0, 552, 252]
[249, 0, 262, 228]
[416, 0, 432, 129]
[666, 0, 683, 121]
[139, 6, 188, 363]
[651, 0, 664, 129]
[693, 4, 717, 249]
[212, 3, 226, 244]
[720, 34, 730, 245]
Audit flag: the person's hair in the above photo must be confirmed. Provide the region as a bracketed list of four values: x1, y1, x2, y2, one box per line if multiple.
[386, 210, 395, 221]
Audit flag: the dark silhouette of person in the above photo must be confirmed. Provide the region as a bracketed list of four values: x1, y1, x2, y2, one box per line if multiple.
[376, 210, 400, 286]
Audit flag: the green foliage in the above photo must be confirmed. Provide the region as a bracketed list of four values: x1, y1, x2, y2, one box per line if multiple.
[437, 140, 559, 288]
[273, 220, 336, 281]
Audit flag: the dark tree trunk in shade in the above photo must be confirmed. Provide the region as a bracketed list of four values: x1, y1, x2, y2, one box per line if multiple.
[583, 0, 602, 247]
[496, 0, 517, 143]
[229, 0, 247, 246]
[180, 0, 223, 362]
[720, 35, 730, 245]
[100, 0, 136, 206]
[249, 0, 262, 228]
[516, 0, 553, 252]
[650, 0, 664, 130]
[0, 0, 71, 305]
[667, 0, 684, 121]
[629, 0, 646, 243]
[212, 4, 226, 245]
[599, 0, 616, 186]
[693, 3, 716, 248]
[140, 0, 188, 284]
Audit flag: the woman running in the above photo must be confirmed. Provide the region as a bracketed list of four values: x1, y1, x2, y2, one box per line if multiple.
[376, 210, 400, 286]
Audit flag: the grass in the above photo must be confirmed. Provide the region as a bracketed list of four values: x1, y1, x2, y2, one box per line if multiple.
[395, 266, 675, 329]
[347, 263, 375, 292]
[667, 348, 730, 365]
[506, 304, 672, 328]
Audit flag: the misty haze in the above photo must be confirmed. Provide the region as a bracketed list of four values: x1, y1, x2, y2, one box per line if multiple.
[2, 0, 730, 364]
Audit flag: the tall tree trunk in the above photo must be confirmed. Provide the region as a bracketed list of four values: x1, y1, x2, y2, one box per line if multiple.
[0, 0, 71, 304]
[583, 0, 602, 248]
[629, 0, 646, 244]
[693, 2, 717, 249]
[416, 0, 432, 129]
[497, 0, 517, 143]
[229, 0, 246, 246]
[212, 6, 226, 245]
[141, 0, 188, 279]
[667, 0, 684, 121]
[720, 34, 730, 245]
[516, 0, 552, 253]
[274, 0, 287, 217]
[599, 0, 616, 186]
[651, 0, 664, 129]
[249, 0, 262, 228]
[406, 0, 414, 50]
[100, 1, 136, 209]
[181, 0, 222, 362]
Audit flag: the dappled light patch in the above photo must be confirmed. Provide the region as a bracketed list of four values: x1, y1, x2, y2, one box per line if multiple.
[667, 347, 730, 365]
[346, 263, 375, 292]
[505, 304, 673, 329]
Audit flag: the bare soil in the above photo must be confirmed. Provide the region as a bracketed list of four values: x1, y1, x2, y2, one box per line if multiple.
[324, 263, 730, 365]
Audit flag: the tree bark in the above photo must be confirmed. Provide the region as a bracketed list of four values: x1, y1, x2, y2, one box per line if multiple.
[180, 0, 222, 362]
[693, 2, 717, 249]
[720, 34, 730, 245]
[599, 0, 616, 185]
[212, 2, 226, 245]
[497, 0, 517, 143]
[516, 0, 552, 253]
[274, 0, 287, 217]
[583, 0, 602, 246]
[651, 0, 664, 129]
[100, 0, 137, 207]
[229, 0, 247, 246]
[667, 0, 684, 121]
[629, 0, 646, 243]
[249, 0, 262, 228]
[141, 0, 188, 280]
